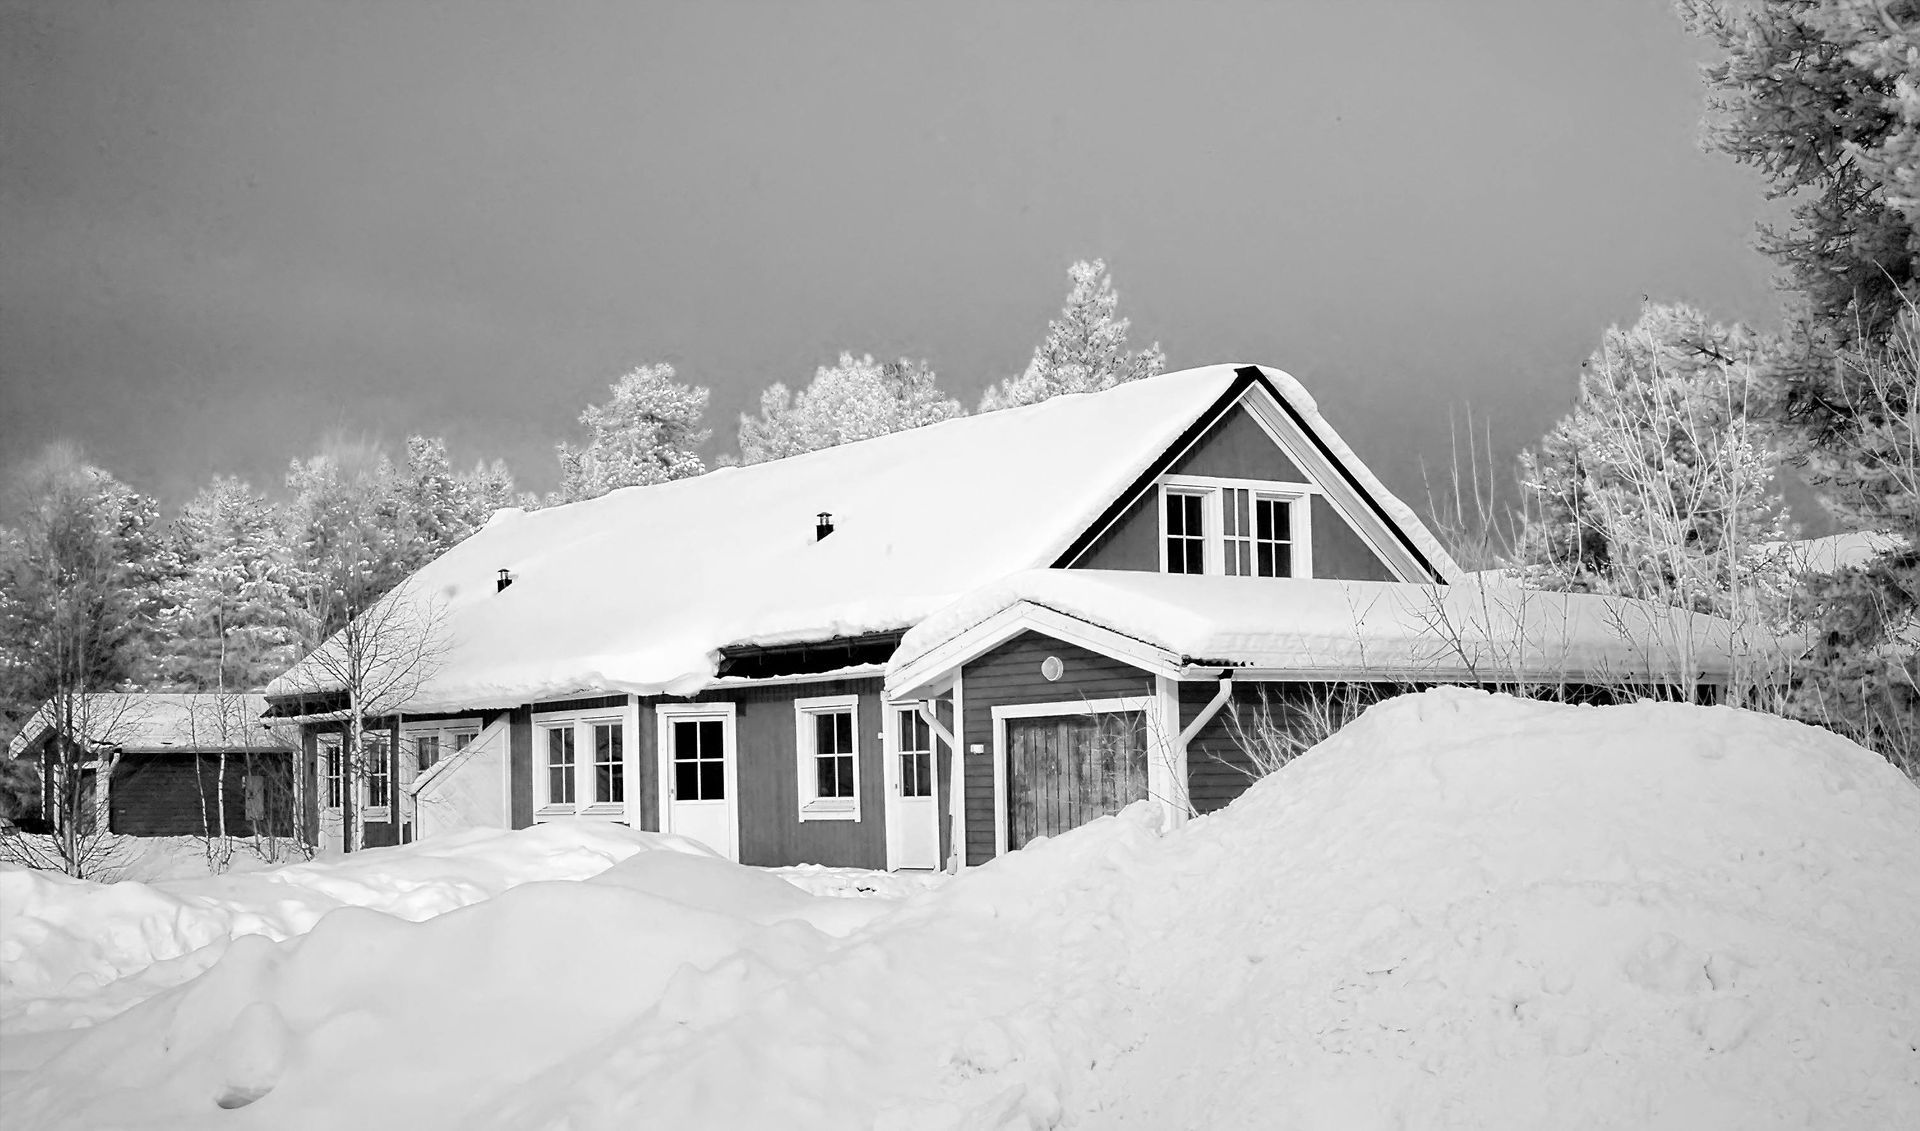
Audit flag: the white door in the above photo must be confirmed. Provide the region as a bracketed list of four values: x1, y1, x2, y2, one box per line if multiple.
[885, 704, 940, 870]
[657, 706, 738, 861]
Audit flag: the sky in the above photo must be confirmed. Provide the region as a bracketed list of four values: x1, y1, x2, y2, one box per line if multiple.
[1, 0, 1785, 517]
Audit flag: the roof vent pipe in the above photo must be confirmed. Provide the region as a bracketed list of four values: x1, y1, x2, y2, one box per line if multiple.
[816, 512, 834, 541]
[496, 568, 513, 592]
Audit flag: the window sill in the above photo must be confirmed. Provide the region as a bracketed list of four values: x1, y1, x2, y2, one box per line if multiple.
[534, 804, 577, 820]
[799, 800, 859, 822]
[360, 806, 390, 821]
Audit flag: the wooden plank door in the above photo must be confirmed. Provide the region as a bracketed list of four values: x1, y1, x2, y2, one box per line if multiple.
[1005, 710, 1146, 849]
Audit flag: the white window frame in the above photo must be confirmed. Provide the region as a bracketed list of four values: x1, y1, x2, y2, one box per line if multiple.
[359, 731, 392, 821]
[990, 695, 1156, 858]
[655, 701, 739, 858]
[532, 706, 631, 821]
[318, 733, 344, 813]
[795, 693, 862, 822]
[887, 702, 938, 801]
[400, 718, 483, 778]
[1157, 474, 1316, 579]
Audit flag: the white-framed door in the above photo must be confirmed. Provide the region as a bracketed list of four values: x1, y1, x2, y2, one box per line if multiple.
[884, 701, 941, 870]
[655, 703, 739, 862]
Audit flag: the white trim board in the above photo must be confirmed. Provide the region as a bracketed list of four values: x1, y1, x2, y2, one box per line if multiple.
[654, 701, 741, 861]
[990, 695, 1156, 858]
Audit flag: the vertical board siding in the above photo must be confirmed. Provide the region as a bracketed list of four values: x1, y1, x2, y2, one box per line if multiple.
[1166, 403, 1307, 481]
[508, 706, 533, 828]
[108, 752, 298, 837]
[636, 701, 660, 832]
[959, 631, 1157, 865]
[1183, 682, 1407, 815]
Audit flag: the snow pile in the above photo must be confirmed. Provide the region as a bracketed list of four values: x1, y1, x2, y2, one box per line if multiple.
[0, 823, 703, 1031]
[8, 691, 1919, 1128]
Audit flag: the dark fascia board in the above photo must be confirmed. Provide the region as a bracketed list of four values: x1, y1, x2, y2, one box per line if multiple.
[715, 630, 906, 679]
[1052, 365, 1445, 583]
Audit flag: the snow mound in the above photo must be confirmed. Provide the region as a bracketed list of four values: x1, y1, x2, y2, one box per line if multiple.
[0, 823, 704, 1031]
[8, 691, 1919, 1129]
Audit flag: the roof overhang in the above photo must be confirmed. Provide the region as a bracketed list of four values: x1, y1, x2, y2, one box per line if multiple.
[885, 601, 1186, 701]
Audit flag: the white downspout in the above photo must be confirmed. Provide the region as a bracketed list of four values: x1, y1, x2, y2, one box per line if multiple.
[1177, 672, 1235, 755]
[915, 698, 963, 874]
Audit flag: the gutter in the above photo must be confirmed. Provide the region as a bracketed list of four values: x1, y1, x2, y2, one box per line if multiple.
[1177, 670, 1235, 751]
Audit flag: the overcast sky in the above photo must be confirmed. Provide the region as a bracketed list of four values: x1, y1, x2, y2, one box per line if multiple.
[1, 0, 1782, 514]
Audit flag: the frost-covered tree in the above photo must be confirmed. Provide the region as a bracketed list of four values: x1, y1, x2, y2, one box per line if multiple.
[1513, 303, 1794, 619]
[738, 353, 966, 465]
[0, 446, 171, 875]
[979, 259, 1167, 411]
[158, 477, 303, 693]
[554, 364, 710, 503]
[391, 436, 515, 571]
[1682, 0, 1919, 770]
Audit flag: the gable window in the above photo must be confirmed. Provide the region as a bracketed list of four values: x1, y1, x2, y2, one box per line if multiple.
[533, 707, 631, 819]
[1165, 491, 1205, 574]
[795, 694, 860, 821]
[1159, 476, 1313, 579]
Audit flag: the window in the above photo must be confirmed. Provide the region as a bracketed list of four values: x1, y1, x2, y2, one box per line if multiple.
[450, 729, 477, 753]
[1165, 491, 1205, 574]
[897, 707, 934, 799]
[796, 695, 860, 821]
[593, 721, 623, 804]
[321, 735, 343, 810]
[1159, 476, 1312, 579]
[414, 734, 441, 772]
[402, 721, 482, 778]
[545, 726, 576, 806]
[672, 718, 726, 801]
[533, 708, 630, 817]
[363, 734, 390, 812]
[1255, 496, 1293, 578]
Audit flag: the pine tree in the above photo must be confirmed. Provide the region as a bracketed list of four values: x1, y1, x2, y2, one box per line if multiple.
[1682, 0, 1919, 769]
[738, 353, 965, 465]
[553, 364, 710, 503]
[978, 259, 1167, 411]
[283, 445, 407, 644]
[159, 477, 303, 692]
[1513, 303, 1794, 618]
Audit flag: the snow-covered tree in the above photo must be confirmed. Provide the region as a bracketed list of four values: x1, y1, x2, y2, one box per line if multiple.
[979, 259, 1166, 411]
[553, 364, 710, 503]
[0, 446, 171, 876]
[1683, 0, 1919, 771]
[737, 353, 965, 465]
[1513, 303, 1794, 620]
[391, 437, 515, 571]
[158, 477, 303, 693]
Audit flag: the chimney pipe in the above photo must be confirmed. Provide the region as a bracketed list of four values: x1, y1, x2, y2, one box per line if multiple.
[816, 512, 834, 541]
[497, 568, 513, 592]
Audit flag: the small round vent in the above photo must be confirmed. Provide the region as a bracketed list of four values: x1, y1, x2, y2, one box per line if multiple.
[1040, 656, 1064, 681]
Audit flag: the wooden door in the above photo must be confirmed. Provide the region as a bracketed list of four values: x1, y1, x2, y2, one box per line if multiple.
[1005, 710, 1147, 849]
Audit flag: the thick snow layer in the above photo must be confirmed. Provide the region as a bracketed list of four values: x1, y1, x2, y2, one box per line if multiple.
[890, 569, 1768, 692]
[266, 364, 1457, 711]
[8, 691, 1917, 1128]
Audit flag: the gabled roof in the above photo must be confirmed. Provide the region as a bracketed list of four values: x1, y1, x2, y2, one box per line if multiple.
[7, 694, 288, 758]
[885, 570, 1773, 699]
[266, 364, 1457, 711]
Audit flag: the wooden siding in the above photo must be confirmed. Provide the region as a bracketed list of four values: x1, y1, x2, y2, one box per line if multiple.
[508, 706, 533, 827]
[959, 631, 1157, 865]
[643, 678, 887, 868]
[636, 701, 660, 832]
[108, 751, 298, 838]
[1310, 496, 1399, 581]
[1065, 401, 1401, 581]
[1166, 403, 1306, 481]
[1181, 681, 1400, 816]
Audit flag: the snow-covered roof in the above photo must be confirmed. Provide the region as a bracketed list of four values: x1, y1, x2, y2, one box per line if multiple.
[886, 570, 1774, 697]
[1762, 531, 1908, 575]
[7, 694, 288, 758]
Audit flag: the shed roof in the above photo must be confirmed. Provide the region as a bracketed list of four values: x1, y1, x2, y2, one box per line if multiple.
[7, 694, 289, 758]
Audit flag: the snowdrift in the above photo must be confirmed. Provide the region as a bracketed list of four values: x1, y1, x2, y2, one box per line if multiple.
[5, 690, 1918, 1129]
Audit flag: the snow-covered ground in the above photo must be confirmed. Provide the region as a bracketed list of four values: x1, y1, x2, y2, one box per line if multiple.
[4, 688, 1918, 1129]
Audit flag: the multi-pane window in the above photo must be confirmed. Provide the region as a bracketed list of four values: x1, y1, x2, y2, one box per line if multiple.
[322, 736, 344, 809]
[897, 708, 934, 799]
[814, 711, 855, 799]
[1255, 497, 1293, 577]
[414, 734, 441, 772]
[363, 734, 390, 809]
[1165, 491, 1205, 574]
[593, 722, 624, 804]
[450, 730, 477, 753]
[1222, 488, 1253, 576]
[673, 719, 725, 801]
[546, 726, 576, 806]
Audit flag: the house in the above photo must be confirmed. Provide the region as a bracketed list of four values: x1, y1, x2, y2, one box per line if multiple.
[265, 364, 1755, 867]
[6, 693, 299, 839]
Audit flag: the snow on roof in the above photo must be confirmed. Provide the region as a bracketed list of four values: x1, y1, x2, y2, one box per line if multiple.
[7, 693, 286, 758]
[270, 366, 1291, 710]
[1762, 530, 1908, 575]
[887, 569, 1773, 693]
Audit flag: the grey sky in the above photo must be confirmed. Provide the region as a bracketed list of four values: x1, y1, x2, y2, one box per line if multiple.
[1, 0, 1781, 512]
